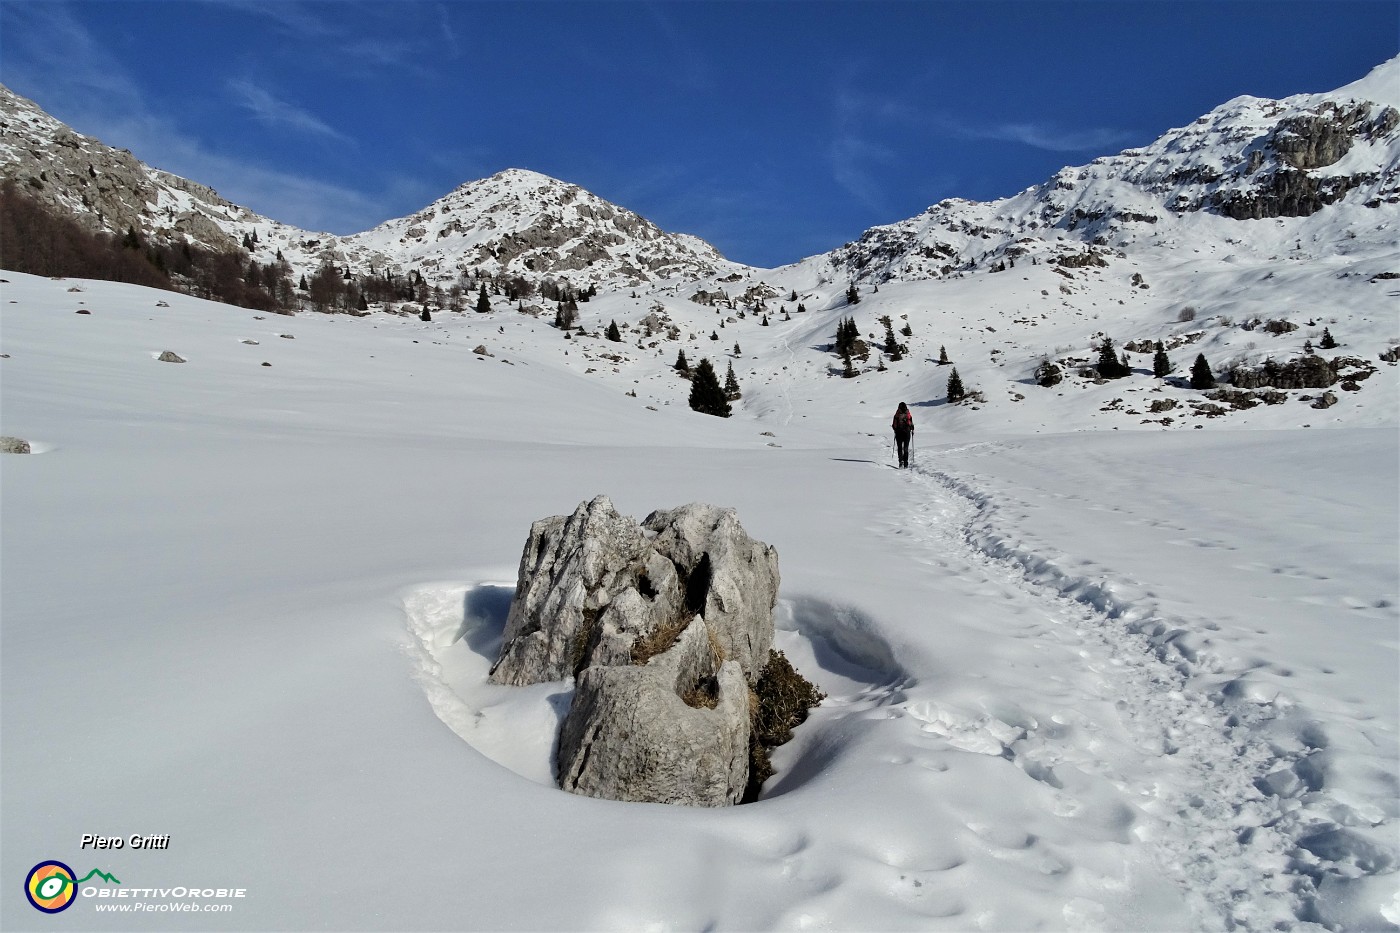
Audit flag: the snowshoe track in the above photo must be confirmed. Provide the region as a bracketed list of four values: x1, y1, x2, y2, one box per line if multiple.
[891, 442, 1391, 931]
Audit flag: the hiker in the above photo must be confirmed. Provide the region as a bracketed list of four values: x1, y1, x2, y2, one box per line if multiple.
[892, 402, 914, 468]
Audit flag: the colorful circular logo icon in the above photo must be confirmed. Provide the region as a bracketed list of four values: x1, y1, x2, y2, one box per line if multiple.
[25, 861, 77, 913]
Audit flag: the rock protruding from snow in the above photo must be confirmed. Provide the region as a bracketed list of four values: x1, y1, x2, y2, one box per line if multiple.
[558, 614, 751, 805]
[0, 436, 32, 454]
[490, 495, 780, 805]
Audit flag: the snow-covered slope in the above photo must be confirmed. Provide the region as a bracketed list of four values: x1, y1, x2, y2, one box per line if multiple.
[1, 271, 1395, 930]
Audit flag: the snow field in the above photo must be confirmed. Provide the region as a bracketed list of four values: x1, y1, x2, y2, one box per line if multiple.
[1, 270, 1395, 931]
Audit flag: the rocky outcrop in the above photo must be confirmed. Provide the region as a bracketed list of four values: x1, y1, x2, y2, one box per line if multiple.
[490, 496, 785, 806]
[0, 436, 31, 454]
[1229, 355, 1337, 389]
[558, 615, 751, 805]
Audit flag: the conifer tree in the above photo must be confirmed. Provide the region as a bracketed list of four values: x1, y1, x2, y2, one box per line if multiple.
[846, 283, 861, 305]
[688, 358, 731, 417]
[796, 302, 807, 314]
[841, 348, 856, 378]
[733, 341, 741, 356]
[606, 320, 622, 342]
[1152, 341, 1171, 378]
[675, 349, 689, 373]
[947, 367, 966, 402]
[724, 361, 742, 400]
[475, 285, 491, 314]
[938, 345, 949, 365]
[1319, 327, 1338, 349]
[1096, 336, 1129, 378]
[1190, 353, 1215, 390]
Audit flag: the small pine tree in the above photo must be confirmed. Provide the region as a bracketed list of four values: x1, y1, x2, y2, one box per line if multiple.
[900, 322, 913, 337]
[846, 283, 860, 305]
[689, 358, 731, 417]
[675, 349, 690, 373]
[606, 320, 622, 342]
[733, 341, 741, 356]
[796, 302, 807, 314]
[841, 348, 856, 378]
[475, 285, 491, 314]
[761, 315, 769, 326]
[724, 361, 742, 400]
[1304, 339, 1315, 354]
[947, 367, 966, 402]
[1190, 353, 1215, 390]
[938, 345, 949, 365]
[1319, 327, 1338, 349]
[710, 330, 719, 341]
[1152, 341, 1171, 378]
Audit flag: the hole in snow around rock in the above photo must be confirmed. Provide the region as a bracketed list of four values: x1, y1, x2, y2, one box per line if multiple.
[401, 583, 909, 798]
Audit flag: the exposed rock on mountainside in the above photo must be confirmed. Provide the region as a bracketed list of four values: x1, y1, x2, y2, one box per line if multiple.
[0, 84, 736, 291]
[0, 84, 261, 255]
[820, 59, 1400, 284]
[337, 169, 739, 289]
[490, 495, 796, 806]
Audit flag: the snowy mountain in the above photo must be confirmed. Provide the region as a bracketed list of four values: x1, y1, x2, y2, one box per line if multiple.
[0, 85, 740, 290]
[332, 168, 742, 288]
[3, 60, 1398, 933]
[817, 58, 1399, 284]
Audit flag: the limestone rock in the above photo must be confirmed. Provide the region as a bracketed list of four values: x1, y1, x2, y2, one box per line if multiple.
[1230, 355, 1336, 390]
[641, 503, 778, 684]
[0, 436, 32, 454]
[157, 351, 186, 363]
[490, 495, 782, 806]
[490, 495, 777, 689]
[557, 616, 750, 806]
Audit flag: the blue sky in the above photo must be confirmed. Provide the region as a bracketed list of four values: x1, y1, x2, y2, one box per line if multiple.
[1, 1, 1395, 267]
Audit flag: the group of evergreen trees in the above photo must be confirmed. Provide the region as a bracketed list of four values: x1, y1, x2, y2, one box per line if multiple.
[1093, 335, 1218, 389]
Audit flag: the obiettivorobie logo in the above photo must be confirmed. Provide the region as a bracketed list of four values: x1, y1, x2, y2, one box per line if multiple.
[24, 860, 121, 913]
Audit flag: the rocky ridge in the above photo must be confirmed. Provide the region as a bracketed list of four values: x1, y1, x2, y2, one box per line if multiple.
[818, 58, 1400, 285]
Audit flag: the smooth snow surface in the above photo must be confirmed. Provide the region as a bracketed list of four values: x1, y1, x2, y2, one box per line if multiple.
[2, 272, 1396, 931]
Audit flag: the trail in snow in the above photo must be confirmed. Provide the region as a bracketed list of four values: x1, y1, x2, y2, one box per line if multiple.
[884, 438, 1387, 931]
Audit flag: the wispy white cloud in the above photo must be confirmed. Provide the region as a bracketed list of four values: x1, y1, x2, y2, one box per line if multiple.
[827, 85, 901, 214]
[826, 71, 1136, 211]
[0, 2, 385, 234]
[226, 78, 352, 144]
[946, 119, 1135, 153]
[435, 3, 461, 59]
